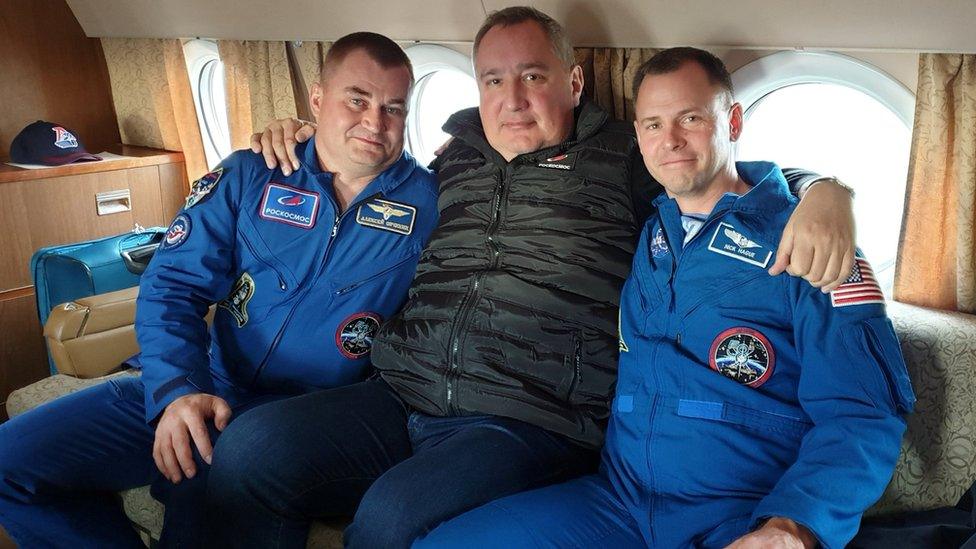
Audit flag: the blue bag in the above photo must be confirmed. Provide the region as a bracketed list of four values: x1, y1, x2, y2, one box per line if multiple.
[30, 227, 166, 372]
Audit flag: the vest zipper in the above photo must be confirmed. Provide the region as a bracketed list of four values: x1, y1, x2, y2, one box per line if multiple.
[443, 165, 510, 412]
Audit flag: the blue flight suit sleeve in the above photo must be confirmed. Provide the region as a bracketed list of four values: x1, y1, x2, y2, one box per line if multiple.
[750, 257, 916, 548]
[135, 152, 250, 423]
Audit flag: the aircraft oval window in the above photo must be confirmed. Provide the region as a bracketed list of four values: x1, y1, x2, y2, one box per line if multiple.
[732, 51, 915, 292]
[405, 44, 479, 167]
[184, 39, 231, 168]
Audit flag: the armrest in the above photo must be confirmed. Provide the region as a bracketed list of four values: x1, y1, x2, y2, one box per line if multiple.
[44, 287, 139, 378]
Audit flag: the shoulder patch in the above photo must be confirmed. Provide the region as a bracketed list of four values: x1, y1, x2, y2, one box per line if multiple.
[161, 214, 191, 250]
[218, 272, 255, 327]
[356, 198, 416, 235]
[651, 227, 670, 258]
[707, 222, 772, 268]
[260, 183, 320, 229]
[830, 256, 885, 307]
[185, 167, 223, 209]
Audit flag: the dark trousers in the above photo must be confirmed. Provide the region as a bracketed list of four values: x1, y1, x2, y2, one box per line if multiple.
[0, 375, 280, 549]
[206, 376, 597, 548]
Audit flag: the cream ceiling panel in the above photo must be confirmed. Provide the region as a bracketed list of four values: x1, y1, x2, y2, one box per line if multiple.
[485, 0, 976, 52]
[66, 0, 486, 42]
[68, 0, 976, 53]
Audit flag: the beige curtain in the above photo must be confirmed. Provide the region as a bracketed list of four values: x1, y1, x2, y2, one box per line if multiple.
[894, 54, 976, 313]
[100, 38, 208, 183]
[574, 48, 659, 121]
[218, 40, 330, 150]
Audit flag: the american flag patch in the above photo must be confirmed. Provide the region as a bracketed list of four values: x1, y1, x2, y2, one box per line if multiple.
[830, 257, 885, 307]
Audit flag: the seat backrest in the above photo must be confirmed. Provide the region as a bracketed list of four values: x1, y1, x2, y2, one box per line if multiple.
[868, 301, 976, 516]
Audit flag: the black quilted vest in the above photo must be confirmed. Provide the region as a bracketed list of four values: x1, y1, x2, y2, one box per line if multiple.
[373, 101, 658, 448]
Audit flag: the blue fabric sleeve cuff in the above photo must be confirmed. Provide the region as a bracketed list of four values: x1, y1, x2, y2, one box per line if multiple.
[144, 378, 201, 424]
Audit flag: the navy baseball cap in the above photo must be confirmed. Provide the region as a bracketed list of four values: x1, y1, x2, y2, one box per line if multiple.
[9, 121, 102, 165]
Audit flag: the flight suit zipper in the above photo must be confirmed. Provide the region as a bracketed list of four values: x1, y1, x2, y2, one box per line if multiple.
[238, 231, 289, 290]
[334, 252, 418, 296]
[250, 193, 377, 385]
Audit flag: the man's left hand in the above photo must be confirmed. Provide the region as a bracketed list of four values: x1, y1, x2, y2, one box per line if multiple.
[769, 179, 855, 292]
[724, 517, 817, 549]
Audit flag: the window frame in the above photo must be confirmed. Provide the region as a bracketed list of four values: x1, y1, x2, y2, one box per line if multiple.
[183, 39, 231, 169]
[730, 50, 917, 290]
[404, 44, 477, 164]
[731, 50, 915, 126]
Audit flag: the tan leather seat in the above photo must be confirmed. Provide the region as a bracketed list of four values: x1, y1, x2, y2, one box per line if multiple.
[43, 287, 140, 378]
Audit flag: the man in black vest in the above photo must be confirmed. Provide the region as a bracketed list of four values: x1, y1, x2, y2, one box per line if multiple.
[208, 8, 857, 548]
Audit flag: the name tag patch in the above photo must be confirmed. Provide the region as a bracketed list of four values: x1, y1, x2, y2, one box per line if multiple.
[260, 183, 319, 229]
[707, 222, 772, 268]
[536, 152, 577, 171]
[356, 198, 416, 235]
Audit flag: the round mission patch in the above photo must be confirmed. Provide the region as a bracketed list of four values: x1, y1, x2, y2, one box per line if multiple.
[161, 214, 192, 250]
[708, 327, 775, 388]
[335, 312, 382, 359]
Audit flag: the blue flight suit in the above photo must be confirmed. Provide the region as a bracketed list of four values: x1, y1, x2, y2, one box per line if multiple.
[417, 161, 914, 549]
[0, 140, 438, 548]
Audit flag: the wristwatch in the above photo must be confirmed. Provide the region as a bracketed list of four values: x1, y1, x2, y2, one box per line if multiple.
[803, 176, 855, 199]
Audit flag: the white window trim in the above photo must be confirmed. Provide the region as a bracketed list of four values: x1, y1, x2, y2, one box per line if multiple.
[732, 50, 915, 291]
[184, 39, 231, 169]
[731, 50, 915, 128]
[404, 44, 476, 162]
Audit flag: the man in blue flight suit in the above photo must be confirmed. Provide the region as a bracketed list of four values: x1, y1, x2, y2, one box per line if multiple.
[416, 47, 915, 549]
[0, 32, 437, 548]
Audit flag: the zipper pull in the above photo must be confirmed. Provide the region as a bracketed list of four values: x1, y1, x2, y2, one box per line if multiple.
[331, 216, 340, 238]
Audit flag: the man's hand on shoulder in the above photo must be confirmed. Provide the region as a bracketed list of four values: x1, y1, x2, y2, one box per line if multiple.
[724, 517, 817, 549]
[153, 393, 231, 483]
[769, 179, 855, 292]
[249, 117, 317, 176]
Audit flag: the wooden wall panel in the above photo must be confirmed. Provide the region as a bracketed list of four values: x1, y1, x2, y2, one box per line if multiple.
[128, 165, 165, 227]
[0, 0, 120, 158]
[158, 161, 189, 223]
[0, 183, 32, 291]
[0, 151, 187, 291]
[0, 290, 49, 418]
[17, 171, 137, 281]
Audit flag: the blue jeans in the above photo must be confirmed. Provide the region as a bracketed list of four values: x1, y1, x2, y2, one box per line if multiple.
[0, 376, 282, 548]
[206, 376, 597, 548]
[416, 472, 754, 549]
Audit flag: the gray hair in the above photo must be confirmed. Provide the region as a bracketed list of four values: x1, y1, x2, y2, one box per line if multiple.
[473, 6, 576, 69]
